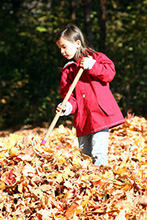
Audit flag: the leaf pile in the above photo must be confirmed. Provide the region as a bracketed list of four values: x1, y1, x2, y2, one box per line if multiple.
[0, 116, 147, 220]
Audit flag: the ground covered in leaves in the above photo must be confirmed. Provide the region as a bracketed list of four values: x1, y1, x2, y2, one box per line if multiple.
[0, 116, 147, 220]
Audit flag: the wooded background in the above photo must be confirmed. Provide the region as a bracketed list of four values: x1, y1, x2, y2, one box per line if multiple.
[0, 0, 147, 130]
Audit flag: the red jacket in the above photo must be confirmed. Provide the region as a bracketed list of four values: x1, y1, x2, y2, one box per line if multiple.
[60, 52, 125, 137]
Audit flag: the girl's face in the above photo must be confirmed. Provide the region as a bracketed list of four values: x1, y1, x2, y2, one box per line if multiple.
[56, 37, 81, 60]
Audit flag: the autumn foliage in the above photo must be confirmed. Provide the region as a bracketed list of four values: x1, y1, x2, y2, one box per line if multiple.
[0, 116, 147, 219]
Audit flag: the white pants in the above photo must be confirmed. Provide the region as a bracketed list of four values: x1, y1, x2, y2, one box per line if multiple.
[78, 128, 109, 166]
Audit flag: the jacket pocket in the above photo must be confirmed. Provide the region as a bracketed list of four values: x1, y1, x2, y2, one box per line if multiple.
[98, 102, 115, 116]
[98, 92, 116, 116]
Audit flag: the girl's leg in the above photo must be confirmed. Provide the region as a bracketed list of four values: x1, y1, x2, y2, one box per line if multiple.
[78, 134, 92, 156]
[91, 129, 109, 166]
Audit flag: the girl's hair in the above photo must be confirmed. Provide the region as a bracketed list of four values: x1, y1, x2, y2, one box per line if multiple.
[55, 24, 95, 61]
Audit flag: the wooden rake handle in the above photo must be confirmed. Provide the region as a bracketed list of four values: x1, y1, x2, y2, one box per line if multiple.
[41, 68, 84, 144]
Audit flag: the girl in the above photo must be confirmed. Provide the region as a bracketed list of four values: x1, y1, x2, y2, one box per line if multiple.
[56, 24, 125, 166]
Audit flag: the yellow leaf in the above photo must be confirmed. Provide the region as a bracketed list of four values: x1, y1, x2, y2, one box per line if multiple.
[122, 183, 132, 191]
[104, 170, 114, 179]
[9, 146, 19, 156]
[81, 196, 89, 208]
[11, 217, 17, 220]
[0, 152, 5, 159]
[6, 134, 22, 149]
[142, 147, 147, 154]
[18, 182, 23, 193]
[0, 181, 6, 190]
[114, 167, 127, 174]
[57, 155, 66, 164]
[56, 173, 64, 183]
[72, 157, 82, 168]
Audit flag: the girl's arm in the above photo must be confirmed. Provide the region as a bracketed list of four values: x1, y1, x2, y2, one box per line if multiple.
[81, 52, 116, 83]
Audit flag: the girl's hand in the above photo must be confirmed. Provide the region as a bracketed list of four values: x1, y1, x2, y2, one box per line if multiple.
[80, 57, 87, 69]
[56, 102, 72, 116]
[56, 103, 66, 115]
[80, 56, 96, 69]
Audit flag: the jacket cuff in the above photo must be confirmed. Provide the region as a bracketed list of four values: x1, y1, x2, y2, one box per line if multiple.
[64, 101, 73, 116]
[84, 56, 96, 69]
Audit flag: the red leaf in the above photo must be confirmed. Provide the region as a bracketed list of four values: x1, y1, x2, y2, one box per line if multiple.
[1, 169, 16, 186]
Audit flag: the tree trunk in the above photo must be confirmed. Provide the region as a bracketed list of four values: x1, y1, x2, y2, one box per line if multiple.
[98, 0, 107, 52]
[69, 0, 76, 21]
[83, 0, 93, 47]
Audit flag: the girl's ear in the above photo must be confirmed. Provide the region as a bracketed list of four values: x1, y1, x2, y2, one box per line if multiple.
[76, 40, 81, 48]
